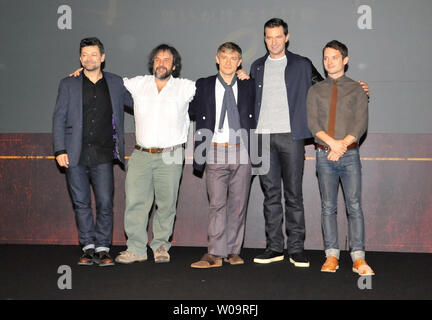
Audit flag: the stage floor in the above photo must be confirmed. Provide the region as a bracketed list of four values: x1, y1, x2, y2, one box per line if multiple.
[1, 245, 431, 301]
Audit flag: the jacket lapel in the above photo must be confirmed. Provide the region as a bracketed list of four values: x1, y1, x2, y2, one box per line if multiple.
[237, 79, 245, 111]
[72, 73, 83, 126]
[103, 72, 117, 113]
[207, 75, 217, 126]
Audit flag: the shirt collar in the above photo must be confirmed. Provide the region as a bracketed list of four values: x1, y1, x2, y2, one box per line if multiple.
[82, 71, 105, 84]
[325, 74, 347, 84]
[152, 74, 174, 90]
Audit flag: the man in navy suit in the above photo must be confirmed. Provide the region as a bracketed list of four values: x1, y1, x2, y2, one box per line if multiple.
[52, 37, 133, 266]
[189, 42, 256, 268]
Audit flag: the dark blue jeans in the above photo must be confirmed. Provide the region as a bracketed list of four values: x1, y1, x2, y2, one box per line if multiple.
[258, 133, 305, 254]
[316, 148, 365, 259]
[65, 162, 114, 251]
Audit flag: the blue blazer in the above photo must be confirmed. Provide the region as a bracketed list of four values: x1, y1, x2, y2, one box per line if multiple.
[52, 71, 133, 168]
[250, 50, 323, 141]
[189, 75, 256, 172]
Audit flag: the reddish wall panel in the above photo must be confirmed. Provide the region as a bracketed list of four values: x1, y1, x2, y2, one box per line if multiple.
[0, 133, 431, 253]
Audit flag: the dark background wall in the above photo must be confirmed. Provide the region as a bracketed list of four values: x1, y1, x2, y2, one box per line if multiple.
[1, 0, 432, 134]
[0, 0, 431, 252]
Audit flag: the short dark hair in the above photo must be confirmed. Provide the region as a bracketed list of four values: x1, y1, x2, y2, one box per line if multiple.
[148, 44, 182, 78]
[217, 42, 242, 59]
[79, 37, 105, 55]
[264, 18, 288, 36]
[323, 40, 348, 59]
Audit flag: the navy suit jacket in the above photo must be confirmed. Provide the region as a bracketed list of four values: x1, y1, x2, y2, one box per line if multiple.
[250, 50, 323, 141]
[189, 75, 256, 173]
[52, 71, 133, 168]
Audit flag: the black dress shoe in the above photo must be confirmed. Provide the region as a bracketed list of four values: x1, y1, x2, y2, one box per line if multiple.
[95, 251, 115, 267]
[253, 249, 284, 264]
[78, 248, 95, 266]
[289, 251, 310, 268]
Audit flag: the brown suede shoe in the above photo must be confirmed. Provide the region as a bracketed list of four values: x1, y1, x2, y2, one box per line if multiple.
[154, 244, 170, 263]
[353, 259, 375, 276]
[321, 256, 339, 273]
[191, 253, 222, 269]
[224, 254, 244, 265]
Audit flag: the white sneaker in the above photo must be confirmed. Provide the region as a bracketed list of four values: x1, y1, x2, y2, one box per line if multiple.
[115, 251, 147, 264]
[154, 244, 170, 263]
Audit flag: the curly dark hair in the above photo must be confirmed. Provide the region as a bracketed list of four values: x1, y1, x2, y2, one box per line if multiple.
[148, 44, 182, 78]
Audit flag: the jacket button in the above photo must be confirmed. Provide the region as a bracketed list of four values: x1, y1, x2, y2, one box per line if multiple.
[258, 85, 262, 88]
[249, 114, 253, 118]
[202, 116, 206, 120]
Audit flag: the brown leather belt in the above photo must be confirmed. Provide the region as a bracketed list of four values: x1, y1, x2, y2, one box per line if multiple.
[316, 143, 358, 151]
[211, 142, 241, 147]
[135, 144, 182, 154]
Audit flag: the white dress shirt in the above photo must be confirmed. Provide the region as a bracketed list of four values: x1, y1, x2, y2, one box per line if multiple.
[123, 75, 196, 148]
[212, 77, 238, 143]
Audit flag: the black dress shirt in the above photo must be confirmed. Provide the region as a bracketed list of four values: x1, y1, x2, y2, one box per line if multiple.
[79, 73, 114, 166]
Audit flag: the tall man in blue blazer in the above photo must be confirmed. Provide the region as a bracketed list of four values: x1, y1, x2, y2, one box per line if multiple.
[52, 37, 133, 266]
[189, 42, 256, 268]
[249, 18, 322, 267]
[249, 18, 368, 267]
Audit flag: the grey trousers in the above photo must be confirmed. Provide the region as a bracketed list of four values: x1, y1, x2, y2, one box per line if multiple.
[206, 145, 252, 257]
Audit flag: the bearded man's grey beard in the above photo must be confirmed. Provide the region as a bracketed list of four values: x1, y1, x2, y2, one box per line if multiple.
[154, 67, 173, 80]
